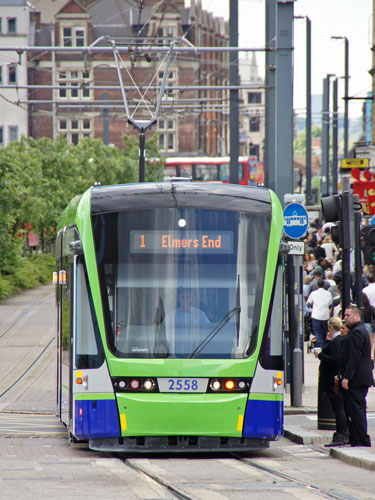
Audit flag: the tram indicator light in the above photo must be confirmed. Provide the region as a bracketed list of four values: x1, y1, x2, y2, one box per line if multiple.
[224, 380, 235, 391]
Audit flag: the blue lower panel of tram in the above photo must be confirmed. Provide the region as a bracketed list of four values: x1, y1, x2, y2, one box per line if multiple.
[74, 399, 120, 440]
[243, 398, 283, 440]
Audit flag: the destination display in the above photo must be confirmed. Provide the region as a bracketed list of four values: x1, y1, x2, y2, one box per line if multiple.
[130, 230, 234, 254]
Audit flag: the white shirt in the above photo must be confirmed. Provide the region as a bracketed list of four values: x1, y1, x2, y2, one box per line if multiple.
[306, 288, 332, 320]
[321, 242, 337, 263]
[363, 283, 375, 308]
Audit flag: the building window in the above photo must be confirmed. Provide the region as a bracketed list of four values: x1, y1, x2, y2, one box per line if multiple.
[59, 83, 67, 99]
[157, 25, 175, 42]
[159, 69, 177, 99]
[249, 143, 260, 159]
[9, 126, 18, 143]
[62, 26, 86, 47]
[0, 126, 3, 146]
[249, 117, 260, 132]
[63, 27, 72, 47]
[8, 64, 17, 84]
[247, 92, 261, 104]
[57, 118, 92, 143]
[158, 117, 176, 152]
[75, 29, 85, 47]
[71, 133, 79, 145]
[8, 18, 16, 34]
[57, 70, 91, 100]
[71, 83, 79, 98]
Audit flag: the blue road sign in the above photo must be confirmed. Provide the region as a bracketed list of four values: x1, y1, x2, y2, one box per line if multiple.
[283, 203, 308, 240]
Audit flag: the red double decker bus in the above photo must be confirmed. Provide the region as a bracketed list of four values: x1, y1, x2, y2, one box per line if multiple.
[164, 156, 264, 186]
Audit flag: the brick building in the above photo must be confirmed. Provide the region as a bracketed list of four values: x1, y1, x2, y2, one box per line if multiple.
[0, 0, 30, 146]
[28, 0, 229, 155]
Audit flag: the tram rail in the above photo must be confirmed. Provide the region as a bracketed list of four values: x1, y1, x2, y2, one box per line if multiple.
[0, 288, 55, 407]
[117, 452, 360, 500]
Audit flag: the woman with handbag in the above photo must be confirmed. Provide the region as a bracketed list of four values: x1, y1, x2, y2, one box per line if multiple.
[314, 317, 348, 447]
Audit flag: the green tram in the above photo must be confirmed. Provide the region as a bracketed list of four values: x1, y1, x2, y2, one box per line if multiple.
[55, 182, 284, 452]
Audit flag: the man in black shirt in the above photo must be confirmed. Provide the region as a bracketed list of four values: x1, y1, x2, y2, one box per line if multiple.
[341, 306, 374, 447]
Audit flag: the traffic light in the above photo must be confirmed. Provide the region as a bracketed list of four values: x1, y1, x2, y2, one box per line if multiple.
[321, 194, 342, 222]
[363, 225, 375, 265]
[321, 195, 343, 246]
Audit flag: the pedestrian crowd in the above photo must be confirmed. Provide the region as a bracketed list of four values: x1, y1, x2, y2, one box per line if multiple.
[304, 219, 374, 448]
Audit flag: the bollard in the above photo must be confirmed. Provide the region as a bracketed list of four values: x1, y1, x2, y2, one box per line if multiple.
[317, 371, 336, 430]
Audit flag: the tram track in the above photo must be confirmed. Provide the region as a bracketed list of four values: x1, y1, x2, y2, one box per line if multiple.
[234, 453, 360, 500]
[0, 293, 53, 338]
[0, 289, 56, 408]
[0, 337, 55, 401]
[117, 451, 361, 500]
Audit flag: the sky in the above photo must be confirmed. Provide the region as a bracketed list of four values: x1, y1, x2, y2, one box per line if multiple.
[190, 0, 373, 120]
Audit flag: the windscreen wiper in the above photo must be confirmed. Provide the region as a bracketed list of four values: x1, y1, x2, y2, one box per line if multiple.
[188, 275, 241, 359]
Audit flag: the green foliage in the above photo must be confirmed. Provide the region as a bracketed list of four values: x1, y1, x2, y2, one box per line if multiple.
[0, 253, 56, 301]
[0, 134, 164, 274]
[0, 274, 17, 301]
[294, 125, 322, 155]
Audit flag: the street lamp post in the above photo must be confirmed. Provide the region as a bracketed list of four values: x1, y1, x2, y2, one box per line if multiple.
[295, 15, 312, 204]
[331, 36, 349, 158]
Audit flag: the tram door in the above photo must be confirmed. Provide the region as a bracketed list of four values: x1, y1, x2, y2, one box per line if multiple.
[56, 227, 77, 427]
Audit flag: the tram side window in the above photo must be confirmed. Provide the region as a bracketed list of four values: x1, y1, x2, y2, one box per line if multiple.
[259, 265, 283, 370]
[61, 256, 71, 357]
[75, 260, 104, 369]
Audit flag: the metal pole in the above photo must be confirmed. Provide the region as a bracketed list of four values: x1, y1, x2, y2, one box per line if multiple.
[0, 45, 272, 53]
[321, 76, 330, 197]
[344, 37, 349, 158]
[51, 26, 56, 140]
[287, 253, 302, 407]
[275, 0, 294, 199]
[353, 194, 363, 315]
[265, 0, 276, 190]
[229, 0, 239, 184]
[332, 78, 338, 194]
[305, 17, 313, 205]
[103, 92, 109, 145]
[139, 130, 145, 183]
[341, 176, 352, 316]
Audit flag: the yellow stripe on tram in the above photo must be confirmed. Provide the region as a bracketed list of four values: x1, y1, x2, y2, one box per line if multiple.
[120, 413, 127, 431]
[237, 414, 244, 432]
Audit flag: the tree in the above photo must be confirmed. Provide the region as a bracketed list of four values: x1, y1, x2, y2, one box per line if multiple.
[0, 135, 164, 270]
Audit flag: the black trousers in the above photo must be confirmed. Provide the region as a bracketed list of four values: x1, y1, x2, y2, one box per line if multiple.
[328, 392, 348, 439]
[322, 383, 348, 439]
[341, 386, 371, 447]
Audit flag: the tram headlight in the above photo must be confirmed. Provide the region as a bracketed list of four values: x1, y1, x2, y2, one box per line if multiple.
[143, 379, 155, 391]
[237, 380, 246, 390]
[210, 380, 221, 391]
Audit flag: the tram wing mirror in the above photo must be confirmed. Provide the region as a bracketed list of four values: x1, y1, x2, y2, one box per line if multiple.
[70, 240, 83, 255]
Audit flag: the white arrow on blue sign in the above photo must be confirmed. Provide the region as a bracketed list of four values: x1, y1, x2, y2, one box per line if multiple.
[283, 203, 308, 240]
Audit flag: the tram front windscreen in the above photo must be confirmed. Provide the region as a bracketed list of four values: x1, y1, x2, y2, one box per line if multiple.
[92, 207, 271, 359]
